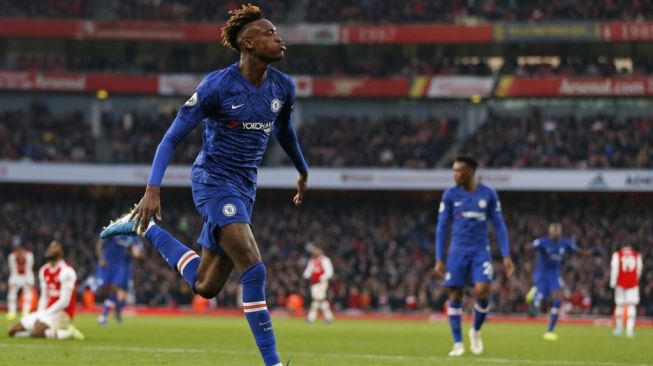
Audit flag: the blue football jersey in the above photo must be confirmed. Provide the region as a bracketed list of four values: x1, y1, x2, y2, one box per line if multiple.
[147, 63, 307, 200]
[435, 183, 509, 259]
[533, 236, 577, 275]
[103, 235, 141, 267]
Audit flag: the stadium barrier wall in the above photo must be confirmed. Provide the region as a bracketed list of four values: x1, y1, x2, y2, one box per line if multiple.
[4, 70, 653, 98]
[0, 70, 494, 98]
[1, 162, 652, 191]
[496, 76, 653, 97]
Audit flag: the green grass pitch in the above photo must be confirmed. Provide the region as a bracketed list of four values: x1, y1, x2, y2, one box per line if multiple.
[1, 314, 651, 366]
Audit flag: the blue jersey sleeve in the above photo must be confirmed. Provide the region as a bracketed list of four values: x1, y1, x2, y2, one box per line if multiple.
[532, 238, 541, 248]
[272, 79, 308, 174]
[565, 239, 578, 253]
[532, 237, 544, 253]
[147, 76, 218, 186]
[489, 189, 510, 258]
[435, 190, 452, 261]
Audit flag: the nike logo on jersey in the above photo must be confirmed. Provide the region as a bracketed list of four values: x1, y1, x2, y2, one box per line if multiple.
[231, 104, 245, 109]
[454, 201, 463, 207]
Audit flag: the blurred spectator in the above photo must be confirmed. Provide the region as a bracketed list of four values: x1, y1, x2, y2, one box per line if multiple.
[3, 104, 653, 169]
[293, 115, 458, 168]
[305, 0, 653, 23]
[0, 1, 294, 23]
[0, 101, 94, 162]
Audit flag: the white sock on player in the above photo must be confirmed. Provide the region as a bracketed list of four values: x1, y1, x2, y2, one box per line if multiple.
[321, 301, 334, 322]
[307, 301, 319, 322]
[626, 305, 636, 337]
[22, 288, 32, 314]
[13, 330, 30, 338]
[7, 286, 18, 315]
[614, 304, 624, 333]
[45, 328, 72, 340]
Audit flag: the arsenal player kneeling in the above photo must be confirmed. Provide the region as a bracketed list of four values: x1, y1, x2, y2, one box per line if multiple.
[8, 241, 84, 341]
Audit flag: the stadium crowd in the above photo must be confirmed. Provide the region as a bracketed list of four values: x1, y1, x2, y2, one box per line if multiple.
[461, 108, 653, 168]
[0, 101, 94, 162]
[305, 0, 653, 23]
[0, 188, 651, 317]
[3, 104, 653, 169]
[2, 0, 651, 23]
[0, 1, 293, 23]
[294, 115, 458, 168]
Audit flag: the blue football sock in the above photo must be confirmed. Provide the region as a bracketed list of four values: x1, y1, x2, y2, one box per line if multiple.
[448, 301, 463, 343]
[115, 297, 125, 322]
[473, 298, 490, 331]
[547, 299, 561, 332]
[241, 263, 281, 366]
[145, 226, 200, 290]
[101, 295, 115, 317]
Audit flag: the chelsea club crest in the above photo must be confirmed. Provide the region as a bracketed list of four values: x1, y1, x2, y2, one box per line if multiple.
[270, 98, 282, 113]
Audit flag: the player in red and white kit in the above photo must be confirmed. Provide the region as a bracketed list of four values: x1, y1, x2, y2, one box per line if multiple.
[6, 236, 35, 320]
[303, 245, 334, 323]
[8, 241, 84, 340]
[610, 244, 642, 338]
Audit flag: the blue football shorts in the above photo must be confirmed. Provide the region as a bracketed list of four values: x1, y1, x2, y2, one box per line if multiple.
[191, 180, 254, 256]
[445, 249, 493, 287]
[533, 273, 564, 301]
[95, 263, 131, 290]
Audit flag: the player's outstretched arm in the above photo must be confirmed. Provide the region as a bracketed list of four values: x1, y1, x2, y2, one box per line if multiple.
[131, 84, 211, 232]
[131, 185, 162, 234]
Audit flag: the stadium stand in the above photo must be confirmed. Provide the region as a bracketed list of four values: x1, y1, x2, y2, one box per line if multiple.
[3, 0, 651, 23]
[459, 108, 653, 168]
[3, 103, 653, 169]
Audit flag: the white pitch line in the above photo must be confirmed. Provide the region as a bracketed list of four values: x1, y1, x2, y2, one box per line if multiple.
[0, 343, 650, 366]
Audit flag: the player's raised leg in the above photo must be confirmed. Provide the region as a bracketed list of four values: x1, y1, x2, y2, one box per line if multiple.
[148, 224, 235, 299]
[218, 223, 282, 366]
[101, 213, 234, 299]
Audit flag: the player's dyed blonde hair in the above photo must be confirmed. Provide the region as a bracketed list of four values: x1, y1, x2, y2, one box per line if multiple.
[221, 4, 263, 52]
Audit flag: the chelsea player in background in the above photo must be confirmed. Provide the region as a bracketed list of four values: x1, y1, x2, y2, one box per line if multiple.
[435, 155, 514, 357]
[95, 235, 143, 325]
[526, 222, 584, 341]
[100, 4, 308, 366]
